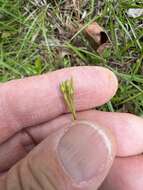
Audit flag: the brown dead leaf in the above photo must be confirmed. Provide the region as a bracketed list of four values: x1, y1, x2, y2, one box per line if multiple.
[84, 22, 109, 51]
[97, 43, 112, 56]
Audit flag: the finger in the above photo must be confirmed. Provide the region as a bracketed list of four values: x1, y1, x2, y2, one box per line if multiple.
[99, 155, 143, 190]
[0, 130, 36, 172]
[77, 111, 143, 157]
[0, 66, 118, 144]
[1, 110, 143, 172]
[0, 121, 116, 190]
[28, 110, 143, 157]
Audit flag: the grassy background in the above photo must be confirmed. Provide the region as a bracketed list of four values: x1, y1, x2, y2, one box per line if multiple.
[0, 0, 143, 116]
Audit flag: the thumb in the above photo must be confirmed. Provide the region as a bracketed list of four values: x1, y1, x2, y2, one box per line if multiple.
[1, 121, 116, 190]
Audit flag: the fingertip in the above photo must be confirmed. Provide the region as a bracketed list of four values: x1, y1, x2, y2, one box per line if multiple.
[63, 66, 118, 108]
[92, 66, 118, 104]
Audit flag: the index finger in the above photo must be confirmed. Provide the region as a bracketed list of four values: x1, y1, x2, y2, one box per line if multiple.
[0, 66, 118, 143]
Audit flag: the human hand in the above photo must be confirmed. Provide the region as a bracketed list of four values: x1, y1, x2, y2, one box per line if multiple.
[0, 66, 143, 190]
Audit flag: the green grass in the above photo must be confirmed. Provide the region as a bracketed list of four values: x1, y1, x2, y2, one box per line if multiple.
[0, 0, 143, 116]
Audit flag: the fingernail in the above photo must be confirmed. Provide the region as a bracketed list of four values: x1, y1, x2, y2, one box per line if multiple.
[58, 121, 115, 184]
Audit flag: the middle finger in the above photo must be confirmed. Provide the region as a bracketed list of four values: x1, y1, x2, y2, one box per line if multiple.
[99, 155, 143, 190]
[0, 110, 143, 172]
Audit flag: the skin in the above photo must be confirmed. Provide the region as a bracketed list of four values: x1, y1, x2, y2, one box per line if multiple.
[0, 66, 143, 189]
